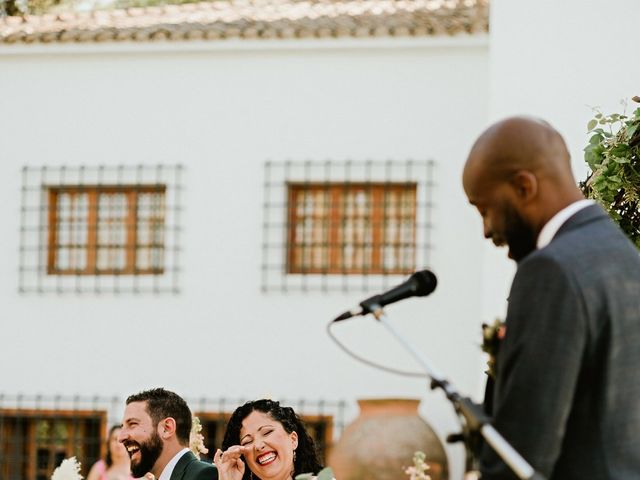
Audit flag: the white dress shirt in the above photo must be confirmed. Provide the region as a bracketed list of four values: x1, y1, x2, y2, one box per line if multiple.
[159, 448, 190, 480]
[536, 199, 594, 249]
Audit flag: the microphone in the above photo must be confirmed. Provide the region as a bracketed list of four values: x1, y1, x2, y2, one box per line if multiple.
[333, 269, 437, 322]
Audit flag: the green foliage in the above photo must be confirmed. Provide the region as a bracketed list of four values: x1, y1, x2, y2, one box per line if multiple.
[0, 0, 198, 16]
[295, 467, 335, 480]
[2, 0, 22, 15]
[581, 98, 640, 249]
[317, 467, 335, 480]
[1, 0, 65, 15]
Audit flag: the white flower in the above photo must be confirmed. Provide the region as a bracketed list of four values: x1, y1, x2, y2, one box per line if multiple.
[404, 451, 430, 480]
[51, 457, 83, 480]
[189, 416, 209, 459]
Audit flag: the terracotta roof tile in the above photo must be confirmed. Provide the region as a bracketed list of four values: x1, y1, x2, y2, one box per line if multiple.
[0, 0, 489, 44]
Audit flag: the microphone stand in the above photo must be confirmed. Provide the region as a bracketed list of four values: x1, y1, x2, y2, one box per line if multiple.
[363, 302, 546, 480]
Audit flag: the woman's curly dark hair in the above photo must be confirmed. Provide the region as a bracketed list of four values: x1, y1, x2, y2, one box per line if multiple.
[221, 399, 323, 479]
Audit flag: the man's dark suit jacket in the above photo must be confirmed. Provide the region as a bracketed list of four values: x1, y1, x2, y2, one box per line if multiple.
[169, 451, 218, 480]
[481, 204, 640, 479]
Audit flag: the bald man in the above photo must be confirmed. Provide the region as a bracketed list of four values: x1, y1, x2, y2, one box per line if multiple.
[463, 117, 640, 479]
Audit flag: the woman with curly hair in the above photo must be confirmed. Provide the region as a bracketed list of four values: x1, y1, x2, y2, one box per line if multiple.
[214, 399, 327, 480]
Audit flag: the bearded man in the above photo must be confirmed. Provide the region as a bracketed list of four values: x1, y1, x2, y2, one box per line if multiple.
[463, 116, 640, 479]
[119, 388, 218, 480]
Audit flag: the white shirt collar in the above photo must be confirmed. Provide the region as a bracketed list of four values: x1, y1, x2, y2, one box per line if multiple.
[158, 448, 190, 480]
[536, 199, 594, 249]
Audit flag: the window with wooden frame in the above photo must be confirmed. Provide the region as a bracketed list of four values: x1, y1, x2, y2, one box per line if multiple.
[287, 183, 417, 274]
[47, 185, 166, 275]
[20, 165, 182, 294]
[0, 409, 105, 480]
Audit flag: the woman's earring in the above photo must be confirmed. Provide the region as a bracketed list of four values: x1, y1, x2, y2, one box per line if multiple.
[293, 450, 297, 462]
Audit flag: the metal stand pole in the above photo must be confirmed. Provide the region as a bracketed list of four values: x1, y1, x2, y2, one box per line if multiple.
[367, 304, 546, 480]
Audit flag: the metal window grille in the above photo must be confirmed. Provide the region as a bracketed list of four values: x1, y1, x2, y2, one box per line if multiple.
[0, 394, 348, 480]
[262, 160, 434, 293]
[19, 165, 183, 294]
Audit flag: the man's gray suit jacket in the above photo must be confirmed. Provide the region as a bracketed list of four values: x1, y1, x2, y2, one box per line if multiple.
[481, 204, 640, 479]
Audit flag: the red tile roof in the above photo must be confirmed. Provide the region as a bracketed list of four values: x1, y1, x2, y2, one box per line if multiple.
[0, 0, 488, 44]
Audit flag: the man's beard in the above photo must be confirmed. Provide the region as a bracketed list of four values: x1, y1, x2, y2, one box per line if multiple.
[130, 430, 164, 478]
[503, 203, 537, 262]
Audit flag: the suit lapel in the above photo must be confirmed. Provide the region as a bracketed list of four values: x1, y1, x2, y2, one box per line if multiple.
[169, 451, 196, 480]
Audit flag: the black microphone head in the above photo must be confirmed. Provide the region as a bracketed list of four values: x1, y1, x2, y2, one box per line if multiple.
[410, 269, 437, 297]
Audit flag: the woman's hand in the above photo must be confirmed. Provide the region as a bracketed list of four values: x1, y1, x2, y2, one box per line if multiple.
[214, 446, 249, 480]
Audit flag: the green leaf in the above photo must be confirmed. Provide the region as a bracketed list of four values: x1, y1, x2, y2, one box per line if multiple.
[584, 142, 606, 169]
[611, 144, 629, 157]
[626, 123, 639, 138]
[589, 133, 604, 145]
[587, 119, 598, 131]
[317, 467, 335, 480]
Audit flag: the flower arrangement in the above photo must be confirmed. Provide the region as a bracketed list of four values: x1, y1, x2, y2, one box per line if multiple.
[189, 416, 209, 459]
[481, 318, 506, 379]
[51, 457, 83, 480]
[404, 451, 431, 480]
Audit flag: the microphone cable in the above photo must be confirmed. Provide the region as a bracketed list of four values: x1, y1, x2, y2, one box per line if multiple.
[326, 318, 428, 378]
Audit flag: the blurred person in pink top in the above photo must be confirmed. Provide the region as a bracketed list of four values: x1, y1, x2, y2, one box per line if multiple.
[88, 425, 134, 480]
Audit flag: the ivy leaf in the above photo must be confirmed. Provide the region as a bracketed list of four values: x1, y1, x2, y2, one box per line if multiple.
[589, 133, 604, 145]
[587, 119, 598, 131]
[611, 144, 629, 157]
[584, 146, 604, 170]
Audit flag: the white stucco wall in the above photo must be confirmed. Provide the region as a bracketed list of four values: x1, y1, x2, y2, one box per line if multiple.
[0, 36, 490, 479]
[480, 0, 640, 323]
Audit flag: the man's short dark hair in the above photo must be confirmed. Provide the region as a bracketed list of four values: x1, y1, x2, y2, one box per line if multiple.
[126, 387, 192, 445]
